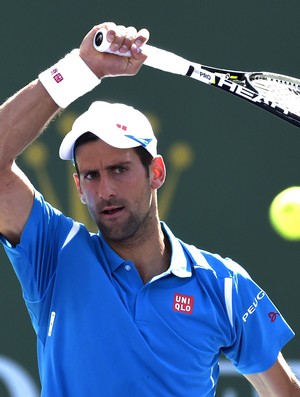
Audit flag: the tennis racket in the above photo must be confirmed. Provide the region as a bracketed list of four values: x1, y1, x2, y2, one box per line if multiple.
[94, 29, 300, 128]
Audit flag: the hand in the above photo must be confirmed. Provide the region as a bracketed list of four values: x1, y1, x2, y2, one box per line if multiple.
[79, 22, 149, 79]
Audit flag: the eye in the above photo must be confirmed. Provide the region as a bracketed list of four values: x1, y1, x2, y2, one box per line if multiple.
[111, 166, 127, 174]
[84, 171, 99, 180]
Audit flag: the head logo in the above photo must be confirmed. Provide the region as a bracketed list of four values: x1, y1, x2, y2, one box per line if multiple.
[268, 312, 280, 323]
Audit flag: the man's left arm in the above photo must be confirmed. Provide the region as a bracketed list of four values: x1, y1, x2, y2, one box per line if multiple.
[245, 352, 300, 396]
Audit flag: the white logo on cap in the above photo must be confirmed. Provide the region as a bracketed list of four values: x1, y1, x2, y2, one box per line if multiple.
[125, 135, 152, 148]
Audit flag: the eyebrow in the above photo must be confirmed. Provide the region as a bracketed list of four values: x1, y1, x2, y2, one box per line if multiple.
[79, 160, 133, 174]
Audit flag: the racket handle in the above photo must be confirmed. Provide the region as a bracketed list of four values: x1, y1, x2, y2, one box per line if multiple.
[93, 28, 192, 76]
[94, 28, 134, 57]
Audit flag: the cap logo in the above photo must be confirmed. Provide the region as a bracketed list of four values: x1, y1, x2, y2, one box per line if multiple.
[125, 134, 152, 148]
[116, 124, 127, 131]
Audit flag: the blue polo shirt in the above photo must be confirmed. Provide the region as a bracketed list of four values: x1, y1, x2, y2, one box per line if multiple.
[1, 191, 294, 397]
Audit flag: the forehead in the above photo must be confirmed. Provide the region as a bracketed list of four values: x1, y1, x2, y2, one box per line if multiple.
[75, 138, 138, 166]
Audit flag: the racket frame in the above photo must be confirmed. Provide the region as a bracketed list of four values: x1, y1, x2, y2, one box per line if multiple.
[93, 29, 300, 128]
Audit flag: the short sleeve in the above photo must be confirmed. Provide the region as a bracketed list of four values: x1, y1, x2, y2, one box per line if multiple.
[0, 190, 74, 302]
[222, 259, 294, 374]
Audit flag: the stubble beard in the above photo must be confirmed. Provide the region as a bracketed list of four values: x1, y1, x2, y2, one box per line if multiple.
[98, 211, 149, 243]
[91, 199, 154, 244]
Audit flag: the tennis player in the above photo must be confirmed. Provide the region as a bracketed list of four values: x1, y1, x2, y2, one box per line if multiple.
[0, 21, 299, 397]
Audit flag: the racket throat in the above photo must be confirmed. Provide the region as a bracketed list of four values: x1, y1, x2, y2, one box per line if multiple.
[186, 65, 215, 84]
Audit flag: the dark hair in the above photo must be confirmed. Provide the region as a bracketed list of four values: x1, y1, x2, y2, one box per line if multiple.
[73, 132, 153, 176]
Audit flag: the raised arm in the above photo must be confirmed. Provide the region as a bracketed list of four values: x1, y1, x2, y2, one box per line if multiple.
[0, 21, 149, 245]
[0, 80, 59, 245]
[245, 352, 300, 396]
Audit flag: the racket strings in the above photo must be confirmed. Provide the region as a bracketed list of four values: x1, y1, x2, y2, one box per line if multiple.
[249, 74, 300, 115]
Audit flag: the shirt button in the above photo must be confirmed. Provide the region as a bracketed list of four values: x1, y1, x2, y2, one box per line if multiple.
[125, 264, 131, 271]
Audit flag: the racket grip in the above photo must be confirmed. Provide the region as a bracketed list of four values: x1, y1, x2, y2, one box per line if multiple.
[93, 28, 134, 57]
[93, 28, 192, 77]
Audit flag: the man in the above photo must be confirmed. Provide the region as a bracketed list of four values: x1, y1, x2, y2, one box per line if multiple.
[0, 21, 299, 397]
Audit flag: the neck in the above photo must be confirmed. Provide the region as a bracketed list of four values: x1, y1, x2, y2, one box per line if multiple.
[106, 219, 171, 284]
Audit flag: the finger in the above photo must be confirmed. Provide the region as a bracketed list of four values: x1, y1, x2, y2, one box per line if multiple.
[105, 25, 148, 55]
[94, 22, 116, 40]
[130, 28, 150, 60]
[106, 25, 128, 53]
[134, 28, 150, 48]
[119, 26, 137, 54]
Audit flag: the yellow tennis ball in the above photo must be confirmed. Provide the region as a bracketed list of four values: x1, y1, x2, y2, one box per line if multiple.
[269, 186, 300, 241]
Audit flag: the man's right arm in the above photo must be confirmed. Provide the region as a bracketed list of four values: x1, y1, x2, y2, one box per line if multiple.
[0, 22, 149, 246]
[0, 80, 59, 246]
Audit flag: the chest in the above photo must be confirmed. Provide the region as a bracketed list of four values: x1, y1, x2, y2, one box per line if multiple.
[40, 247, 232, 396]
[110, 261, 232, 361]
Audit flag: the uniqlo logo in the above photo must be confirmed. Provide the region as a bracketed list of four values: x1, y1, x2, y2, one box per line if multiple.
[173, 293, 194, 314]
[53, 73, 64, 83]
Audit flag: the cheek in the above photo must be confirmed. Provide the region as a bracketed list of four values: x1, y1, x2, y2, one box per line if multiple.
[79, 184, 97, 204]
[86, 189, 99, 202]
[132, 183, 153, 206]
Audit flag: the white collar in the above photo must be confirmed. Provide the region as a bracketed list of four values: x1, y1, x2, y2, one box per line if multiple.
[150, 222, 192, 281]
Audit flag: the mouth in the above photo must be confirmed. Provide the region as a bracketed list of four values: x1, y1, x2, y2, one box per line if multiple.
[101, 206, 124, 218]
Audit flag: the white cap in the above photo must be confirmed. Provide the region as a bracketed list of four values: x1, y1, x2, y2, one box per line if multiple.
[59, 101, 157, 160]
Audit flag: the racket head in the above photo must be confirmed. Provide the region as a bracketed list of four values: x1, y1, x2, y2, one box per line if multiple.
[202, 65, 300, 127]
[246, 72, 300, 110]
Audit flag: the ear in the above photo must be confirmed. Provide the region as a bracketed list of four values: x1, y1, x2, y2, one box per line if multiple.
[150, 155, 166, 190]
[73, 173, 87, 204]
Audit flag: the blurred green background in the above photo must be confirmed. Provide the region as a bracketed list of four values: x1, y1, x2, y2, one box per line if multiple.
[1, 0, 300, 395]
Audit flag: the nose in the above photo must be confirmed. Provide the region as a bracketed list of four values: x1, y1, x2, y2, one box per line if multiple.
[97, 175, 115, 200]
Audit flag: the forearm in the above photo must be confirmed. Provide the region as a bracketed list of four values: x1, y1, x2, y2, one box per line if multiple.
[0, 79, 59, 167]
[0, 22, 148, 169]
[245, 353, 300, 397]
[254, 379, 300, 397]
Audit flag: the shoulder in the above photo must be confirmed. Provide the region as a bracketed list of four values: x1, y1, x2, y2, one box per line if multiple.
[29, 190, 95, 248]
[180, 240, 250, 280]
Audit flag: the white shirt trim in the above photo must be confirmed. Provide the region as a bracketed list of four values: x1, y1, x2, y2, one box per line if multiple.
[61, 221, 81, 250]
